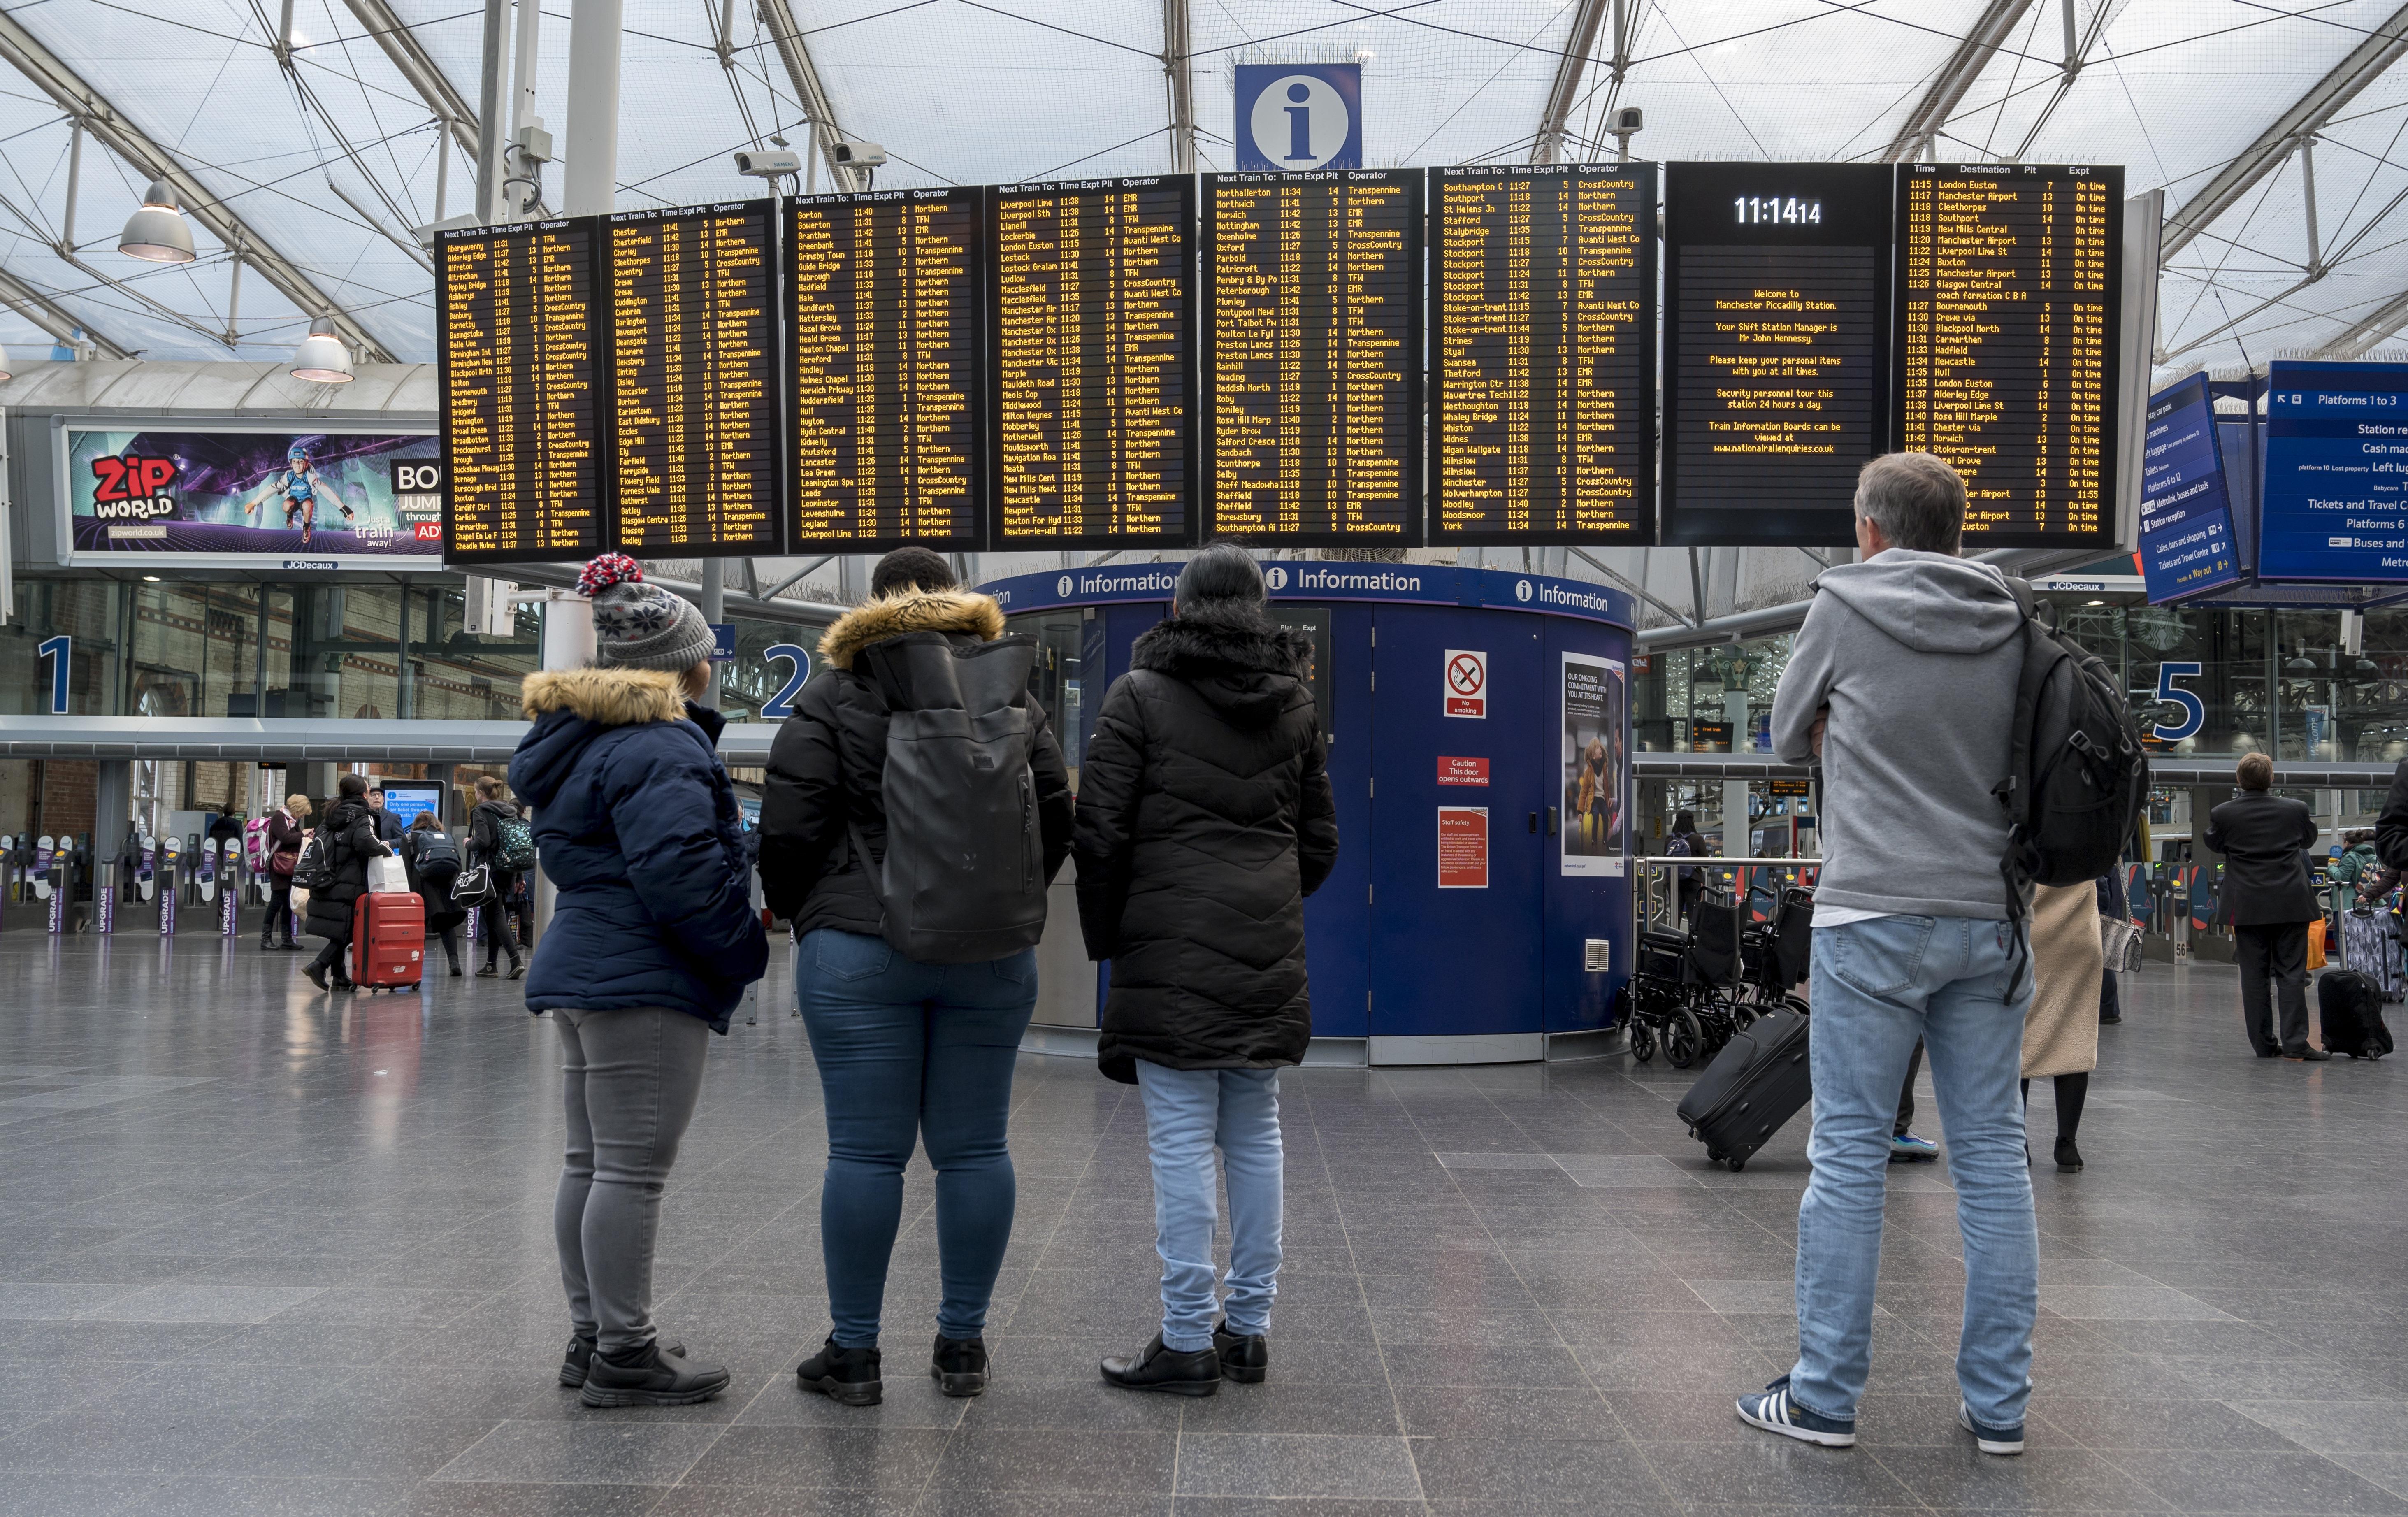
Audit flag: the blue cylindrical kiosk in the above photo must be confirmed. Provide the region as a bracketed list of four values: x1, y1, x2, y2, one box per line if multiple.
[993, 561, 1635, 1066]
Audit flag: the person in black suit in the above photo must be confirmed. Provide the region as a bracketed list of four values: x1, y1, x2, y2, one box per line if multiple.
[2205, 752, 2324, 1060]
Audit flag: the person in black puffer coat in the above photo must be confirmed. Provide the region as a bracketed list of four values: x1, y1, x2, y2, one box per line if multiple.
[467, 779, 525, 977]
[1076, 544, 1338, 1398]
[302, 773, 383, 991]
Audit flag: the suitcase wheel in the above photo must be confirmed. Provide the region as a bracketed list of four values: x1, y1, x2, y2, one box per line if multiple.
[1725, 1157, 1746, 1173]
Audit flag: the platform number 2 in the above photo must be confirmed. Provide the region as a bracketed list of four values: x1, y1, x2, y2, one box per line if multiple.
[2151, 661, 2204, 742]
[762, 644, 810, 719]
[37, 636, 69, 714]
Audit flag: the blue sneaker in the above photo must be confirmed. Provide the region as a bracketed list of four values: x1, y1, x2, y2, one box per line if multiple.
[1890, 1131, 1939, 1163]
[1960, 1401, 2025, 1455]
[1736, 1375, 1856, 1447]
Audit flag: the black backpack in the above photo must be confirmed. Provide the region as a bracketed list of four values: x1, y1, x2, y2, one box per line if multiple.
[293, 831, 335, 892]
[849, 631, 1050, 964]
[410, 831, 460, 883]
[1995, 579, 2150, 937]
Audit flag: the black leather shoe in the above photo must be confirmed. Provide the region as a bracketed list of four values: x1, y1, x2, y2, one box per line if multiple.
[1101, 1334, 1221, 1396]
[579, 1338, 729, 1407]
[2256, 1048, 2284, 1058]
[560, 1334, 684, 1388]
[1212, 1322, 1268, 1384]
[797, 1337, 882, 1405]
[931, 1334, 989, 1397]
[2287, 1047, 2334, 1062]
[303, 964, 330, 990]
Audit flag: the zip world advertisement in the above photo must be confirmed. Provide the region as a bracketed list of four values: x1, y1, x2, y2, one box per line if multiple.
[61, 426, 444, 568]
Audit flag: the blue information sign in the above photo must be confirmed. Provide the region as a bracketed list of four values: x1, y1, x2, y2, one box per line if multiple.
[1232, 64, 1363, 171]
[2261, 359, 2408, 582]
[2137, 373, 2243, 603]
[982, 561, 1633, 627]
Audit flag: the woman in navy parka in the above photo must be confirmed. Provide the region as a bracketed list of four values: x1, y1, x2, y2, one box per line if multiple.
[508, 554, 769, 1409]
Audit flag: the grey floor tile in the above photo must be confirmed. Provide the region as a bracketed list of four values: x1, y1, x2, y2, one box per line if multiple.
[1173, 1432, 1421, 1499]
[929, 1428, 1177, 1494]
[76, 1282, 327, 1324]
[676, 1425, 950, 1490]
[429, 1420, 726, 1486]
[2106, 1448, 2408, 1514]
[1872, 1444, 2176, 1510]
[137, 1476, 419, 1517]
[1410, 1432, 1670, 1503]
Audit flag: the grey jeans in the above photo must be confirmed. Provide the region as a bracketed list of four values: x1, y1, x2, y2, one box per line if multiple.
[553, 1006, 710, 1352]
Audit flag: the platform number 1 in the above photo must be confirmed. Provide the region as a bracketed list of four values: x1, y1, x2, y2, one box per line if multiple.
[36, 635, 69, 714]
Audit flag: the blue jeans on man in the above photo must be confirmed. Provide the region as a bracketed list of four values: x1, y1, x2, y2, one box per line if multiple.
[1133, 1062, 1283, 1353]
[1792, 914, 2037, 1433]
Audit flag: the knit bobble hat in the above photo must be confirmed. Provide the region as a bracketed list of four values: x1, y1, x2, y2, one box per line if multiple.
[577, 554, 715, 674]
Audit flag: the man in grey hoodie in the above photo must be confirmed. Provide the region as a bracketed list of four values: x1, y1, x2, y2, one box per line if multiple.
[1735, 452, 2037, 1459]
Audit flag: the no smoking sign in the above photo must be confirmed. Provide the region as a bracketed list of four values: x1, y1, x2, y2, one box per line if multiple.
[1444, 649, 1487, 718]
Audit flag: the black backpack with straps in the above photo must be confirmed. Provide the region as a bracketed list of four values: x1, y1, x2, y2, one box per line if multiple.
[1996, 577, 2150, 897]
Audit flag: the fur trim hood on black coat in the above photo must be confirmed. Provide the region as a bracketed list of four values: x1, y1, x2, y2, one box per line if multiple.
[1127, 614, 1314, 729]
[817, 589, 1006, 669]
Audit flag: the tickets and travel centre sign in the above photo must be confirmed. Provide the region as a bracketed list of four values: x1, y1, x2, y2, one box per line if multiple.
[982, 562, 1633, 627]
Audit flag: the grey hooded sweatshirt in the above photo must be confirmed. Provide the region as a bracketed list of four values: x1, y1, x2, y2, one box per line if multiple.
[1770, 549, 2027, 920]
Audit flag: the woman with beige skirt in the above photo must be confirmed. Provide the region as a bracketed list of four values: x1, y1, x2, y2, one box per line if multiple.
[2022, 880, 2101, 1172]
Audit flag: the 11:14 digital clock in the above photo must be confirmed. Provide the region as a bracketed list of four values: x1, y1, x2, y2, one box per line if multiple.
[1734, 196, 1822, 225]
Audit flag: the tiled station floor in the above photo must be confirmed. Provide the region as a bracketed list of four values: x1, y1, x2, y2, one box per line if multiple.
[0, 926, 2403, 1515]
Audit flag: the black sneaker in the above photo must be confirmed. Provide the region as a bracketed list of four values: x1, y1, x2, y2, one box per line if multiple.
[796, 1337, 882, 1405]
[475, 965, 498, 978]
[507, 961, 526, 981]
[560, 1335, 685, 1388]
[930, 1334, 989, 1397]
[1212, 1321, 1268, 1384]
[1101, 1334, 1221, 1397]
[579, 1338, 729, 1408]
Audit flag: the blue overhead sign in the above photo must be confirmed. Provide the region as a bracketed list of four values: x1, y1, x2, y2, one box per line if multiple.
[2261, 358, 2408, 582]
[2137, 373, 2244, 603]
[981, 561, 1634, 627]
[1233, 64, 1363, 171]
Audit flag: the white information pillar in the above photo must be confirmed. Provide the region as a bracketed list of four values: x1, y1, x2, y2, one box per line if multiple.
[1723, 688, 1752, 857]
[560, 0, 624, 220]
[532, 590, 596, 944]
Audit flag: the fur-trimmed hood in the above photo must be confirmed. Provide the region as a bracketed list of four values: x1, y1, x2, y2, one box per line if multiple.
[818, 589, 1005, 670]
[521, 667, 685, 725]
[1130, 613, 1313, 730]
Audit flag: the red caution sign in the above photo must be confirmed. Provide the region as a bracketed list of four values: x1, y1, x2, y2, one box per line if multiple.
[1444, 648, 1486, 718]
[1437, 756, 1489, 786]
[1437, 806, 1488, 889]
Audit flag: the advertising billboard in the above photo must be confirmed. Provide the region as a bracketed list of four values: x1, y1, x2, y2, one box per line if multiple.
[58, 424, 444, 569]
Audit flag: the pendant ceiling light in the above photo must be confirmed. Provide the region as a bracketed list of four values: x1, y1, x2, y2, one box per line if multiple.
[118, 179, 195, 263]
[290, 315, 353, 384]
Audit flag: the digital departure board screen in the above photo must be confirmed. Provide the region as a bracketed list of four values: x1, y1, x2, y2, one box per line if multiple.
[1202, 170, 1423, 544]
[437, 217, 605, 564]
[2262, 358, 2408, 582]
[605, 200, 781, 555]
[1431, 164, 1656, 544]
[989, 176, 1195, 548]
[786, 187, 986, 551]
[2138, 372, 2244, 602]
[1661, 162, 1892, 546]
[1897, 164, 2121, 548]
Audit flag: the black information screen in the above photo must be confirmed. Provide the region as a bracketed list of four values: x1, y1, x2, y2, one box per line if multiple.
[1430, 163, 1656, 544]
[605, 200, 781, 555]
[437, 217, 605, 564]
[1662, 162, 1893, 546]
[1202, 169, 1423, 544]
[786, 187, 986, 551]
[990, 176, 1195, 548]
[1896, 164, 2122, 547]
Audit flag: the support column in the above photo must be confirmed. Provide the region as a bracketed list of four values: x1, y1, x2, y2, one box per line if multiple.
[474, 0, 509, 222]
[560, 0, 624, 218]
[1723, 687, 1752, 859]
[533, 589, 595, 945]
[699, 559, 724, 707]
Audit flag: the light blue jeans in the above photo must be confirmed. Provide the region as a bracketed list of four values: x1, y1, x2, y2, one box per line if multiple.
[1133, 1061, 1283, 1354]
[1792, 914, 2037, 1431]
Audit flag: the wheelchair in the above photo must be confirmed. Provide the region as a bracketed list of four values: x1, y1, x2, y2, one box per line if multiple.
[1628, 891, 1754, 1068]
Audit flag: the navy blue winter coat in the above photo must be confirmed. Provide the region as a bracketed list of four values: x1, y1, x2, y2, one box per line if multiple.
[507, 667, 769, 1031]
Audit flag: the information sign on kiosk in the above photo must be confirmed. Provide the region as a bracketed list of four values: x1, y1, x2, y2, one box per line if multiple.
[2260, 358, 2408, 582]
[2138, 372, 2245, 602]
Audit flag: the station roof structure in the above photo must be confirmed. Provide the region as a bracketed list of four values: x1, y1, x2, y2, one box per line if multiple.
[0, 2, 2405, 383]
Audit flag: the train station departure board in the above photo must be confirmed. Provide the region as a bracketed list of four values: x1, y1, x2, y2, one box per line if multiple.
[990, 176, 1196, 548]
[605, 201, 782, 555]
[1430, 164, 1656, 544]
[1203, 170, 1423, 544]
[1896, 164, 2122, 547]
[786, 187, 986, 551]
[1661, 163, 1893, 546]
[437, 218, 605, 563]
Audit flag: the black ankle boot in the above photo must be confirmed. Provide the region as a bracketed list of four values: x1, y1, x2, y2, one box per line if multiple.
[560, 1334, 685, 1388]
[1212, 1321, 1268, 1384]
[2054, 1137, 2085, 1171]
[797, 1337, 882, 1405]
[930, 1334, 989, 1397]
[579, 1338, 729, 1407]
[1101, 1334, 1221, 1396]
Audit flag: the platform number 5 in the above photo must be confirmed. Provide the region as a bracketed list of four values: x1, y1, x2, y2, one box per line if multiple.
[2151, 661, 2204, 741]
[36, 635, 69, 714]
[762, 644, 810, 719]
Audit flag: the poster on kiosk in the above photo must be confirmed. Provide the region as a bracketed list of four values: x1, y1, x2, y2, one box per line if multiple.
[1560, 653, 1626, 876]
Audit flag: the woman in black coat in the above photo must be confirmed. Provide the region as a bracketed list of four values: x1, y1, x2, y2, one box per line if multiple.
[401, 812, 467, 976]
[303, 773, 383, 991]
[1074, 545, 1338, 1397]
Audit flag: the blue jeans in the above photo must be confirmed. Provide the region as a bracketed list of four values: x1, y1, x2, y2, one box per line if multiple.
[1134, 1061, 1283, 1353]
[795, 929, 1037, 1347]
[1793, 914, 2037, 1431]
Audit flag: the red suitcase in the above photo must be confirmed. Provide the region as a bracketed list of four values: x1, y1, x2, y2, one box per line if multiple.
[353, 892, 425, 991]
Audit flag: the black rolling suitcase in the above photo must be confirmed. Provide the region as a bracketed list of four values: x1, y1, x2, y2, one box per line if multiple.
[2318, 969, 2394, 1059]
[1676, 1002, 1811, 1171]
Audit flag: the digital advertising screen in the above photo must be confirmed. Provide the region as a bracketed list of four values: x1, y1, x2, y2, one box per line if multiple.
[1896, 163, 2121, 548]
[989, 175, 1196, 549]
[1430, 163, 1656, 545]
[2137, 373, 2244, 603]
[60, 425, 442, 568]
[2262, 358, 2408, 582]
[786, 187, 987, 553]
[605, 200, 782, 556]
[437, 217, 606, 565]
[1202, 168, 1423, 544]
[1661, 161, 1893, 546]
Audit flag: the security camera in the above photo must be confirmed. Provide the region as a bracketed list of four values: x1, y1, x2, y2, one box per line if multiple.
[829, 140, 888, 169]
[1610, 105, 1644, 134]
[733, 148, 803, 178]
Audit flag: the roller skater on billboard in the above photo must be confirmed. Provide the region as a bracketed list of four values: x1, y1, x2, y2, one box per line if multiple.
[196, 839, 216, 902]
[245, 441, 358, 550]
[31, 837, 53, 899]
[137, 834, 156, 901]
